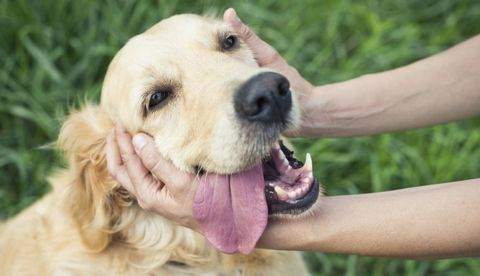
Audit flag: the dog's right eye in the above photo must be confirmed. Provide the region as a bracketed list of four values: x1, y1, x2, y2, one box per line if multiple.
[148, 90, 171, 110]
[222, 35, 237, 50]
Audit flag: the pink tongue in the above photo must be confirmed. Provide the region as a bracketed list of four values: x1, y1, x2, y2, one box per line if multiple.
[193, 164, 267, 254]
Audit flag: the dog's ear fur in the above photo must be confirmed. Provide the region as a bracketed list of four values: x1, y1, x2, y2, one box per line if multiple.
[57, 104, 126, 252]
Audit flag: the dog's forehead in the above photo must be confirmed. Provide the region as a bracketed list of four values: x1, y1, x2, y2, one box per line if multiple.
[143, 14, 229, 48]
[114, 14, 230, 67]
[148, 14, 225, 34]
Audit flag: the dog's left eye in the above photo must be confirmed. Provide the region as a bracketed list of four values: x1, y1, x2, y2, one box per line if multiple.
[148, 90, 170, 110]
[222, 35, 237, 50]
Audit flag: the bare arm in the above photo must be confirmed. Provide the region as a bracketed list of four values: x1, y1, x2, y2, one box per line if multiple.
[302, 35, 480, 137]
[259, 179, 480, 259]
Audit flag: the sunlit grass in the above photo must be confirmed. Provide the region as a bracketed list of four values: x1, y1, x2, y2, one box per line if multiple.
[1, 0, 479, 274]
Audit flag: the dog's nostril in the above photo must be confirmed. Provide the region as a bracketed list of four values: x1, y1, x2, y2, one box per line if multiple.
[256, 97, 268, 114]
[278, 80, 289, 97]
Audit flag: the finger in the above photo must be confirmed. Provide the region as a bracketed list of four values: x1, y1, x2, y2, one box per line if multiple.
[115, 124, 157, 194]
[132, 133, 190, 194]
[105, 128, 134, 193]
[223, 8, 280, 66]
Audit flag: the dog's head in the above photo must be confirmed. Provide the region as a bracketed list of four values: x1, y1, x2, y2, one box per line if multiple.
[58, 14, 319, 254]
[102, 14, 297, 173]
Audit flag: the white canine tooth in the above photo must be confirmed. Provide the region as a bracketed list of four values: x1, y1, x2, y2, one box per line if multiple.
[274, 186, 287, 200]
[304, 153, 312, 171]
[288, 190, 297, 199]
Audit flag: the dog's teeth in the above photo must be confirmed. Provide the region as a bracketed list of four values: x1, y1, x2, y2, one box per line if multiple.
[274, 186, 287, 200]
[307, 171, 313, 181]
[301, 184, 309, 194]
[304, 153, 312, 172]
[288, 190, 297, 199]
[306, 178, 313, 188]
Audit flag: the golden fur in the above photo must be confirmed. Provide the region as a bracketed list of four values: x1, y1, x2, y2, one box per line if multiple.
[0, 14, 309, 275]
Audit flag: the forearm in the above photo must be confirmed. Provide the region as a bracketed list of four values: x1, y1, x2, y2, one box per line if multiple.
[258, 179, 480, 259]
[301, 35, 480, 137]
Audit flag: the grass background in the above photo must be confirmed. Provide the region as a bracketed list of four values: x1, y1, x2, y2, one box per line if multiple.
[1, 0, 479, 274]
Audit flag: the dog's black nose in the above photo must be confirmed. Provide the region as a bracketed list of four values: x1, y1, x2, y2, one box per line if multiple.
[234, 72, 292, 124]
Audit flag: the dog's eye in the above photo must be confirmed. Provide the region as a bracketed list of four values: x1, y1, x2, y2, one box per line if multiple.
[222, 35, 237, 50]
[148, 90, 170, 110]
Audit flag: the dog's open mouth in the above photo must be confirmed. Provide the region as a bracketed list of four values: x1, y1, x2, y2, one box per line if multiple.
[263, 140, 320, 215]
[192, 140, 320, 254]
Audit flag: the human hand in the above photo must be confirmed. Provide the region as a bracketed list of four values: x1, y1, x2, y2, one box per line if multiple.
[107, 125, 268, 254]
[106, 124, 200, 231]
[224, 8, 315, 136]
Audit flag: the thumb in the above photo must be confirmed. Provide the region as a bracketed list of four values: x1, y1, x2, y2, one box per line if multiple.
[223, 8, 280, 67]
[132, 133, 187, 192]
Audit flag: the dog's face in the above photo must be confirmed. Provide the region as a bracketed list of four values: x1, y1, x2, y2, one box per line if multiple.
[98, 14, 319, 216]
[101, 14, 297, 174]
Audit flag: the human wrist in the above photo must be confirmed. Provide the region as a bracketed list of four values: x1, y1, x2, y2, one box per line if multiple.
[295, 84, 337, 138]
[297, 76, 380, 138]
[257, 215, 315, 250]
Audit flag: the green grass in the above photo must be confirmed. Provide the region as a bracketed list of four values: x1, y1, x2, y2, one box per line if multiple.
[1, 0, 479, 275]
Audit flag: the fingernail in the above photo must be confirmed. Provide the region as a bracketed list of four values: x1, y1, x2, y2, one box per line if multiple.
[132, 134, 147, 152]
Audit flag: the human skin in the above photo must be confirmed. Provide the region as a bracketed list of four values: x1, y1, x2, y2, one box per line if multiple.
[300, 34, 480, 137]
[107, 8, 480, 258]
[259, 180, 480, 258]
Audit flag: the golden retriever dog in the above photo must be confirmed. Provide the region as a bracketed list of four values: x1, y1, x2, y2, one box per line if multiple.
[0, 14, 320, 275]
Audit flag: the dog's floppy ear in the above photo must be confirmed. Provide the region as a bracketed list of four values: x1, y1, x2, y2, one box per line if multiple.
[57, 104, 126, 252]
